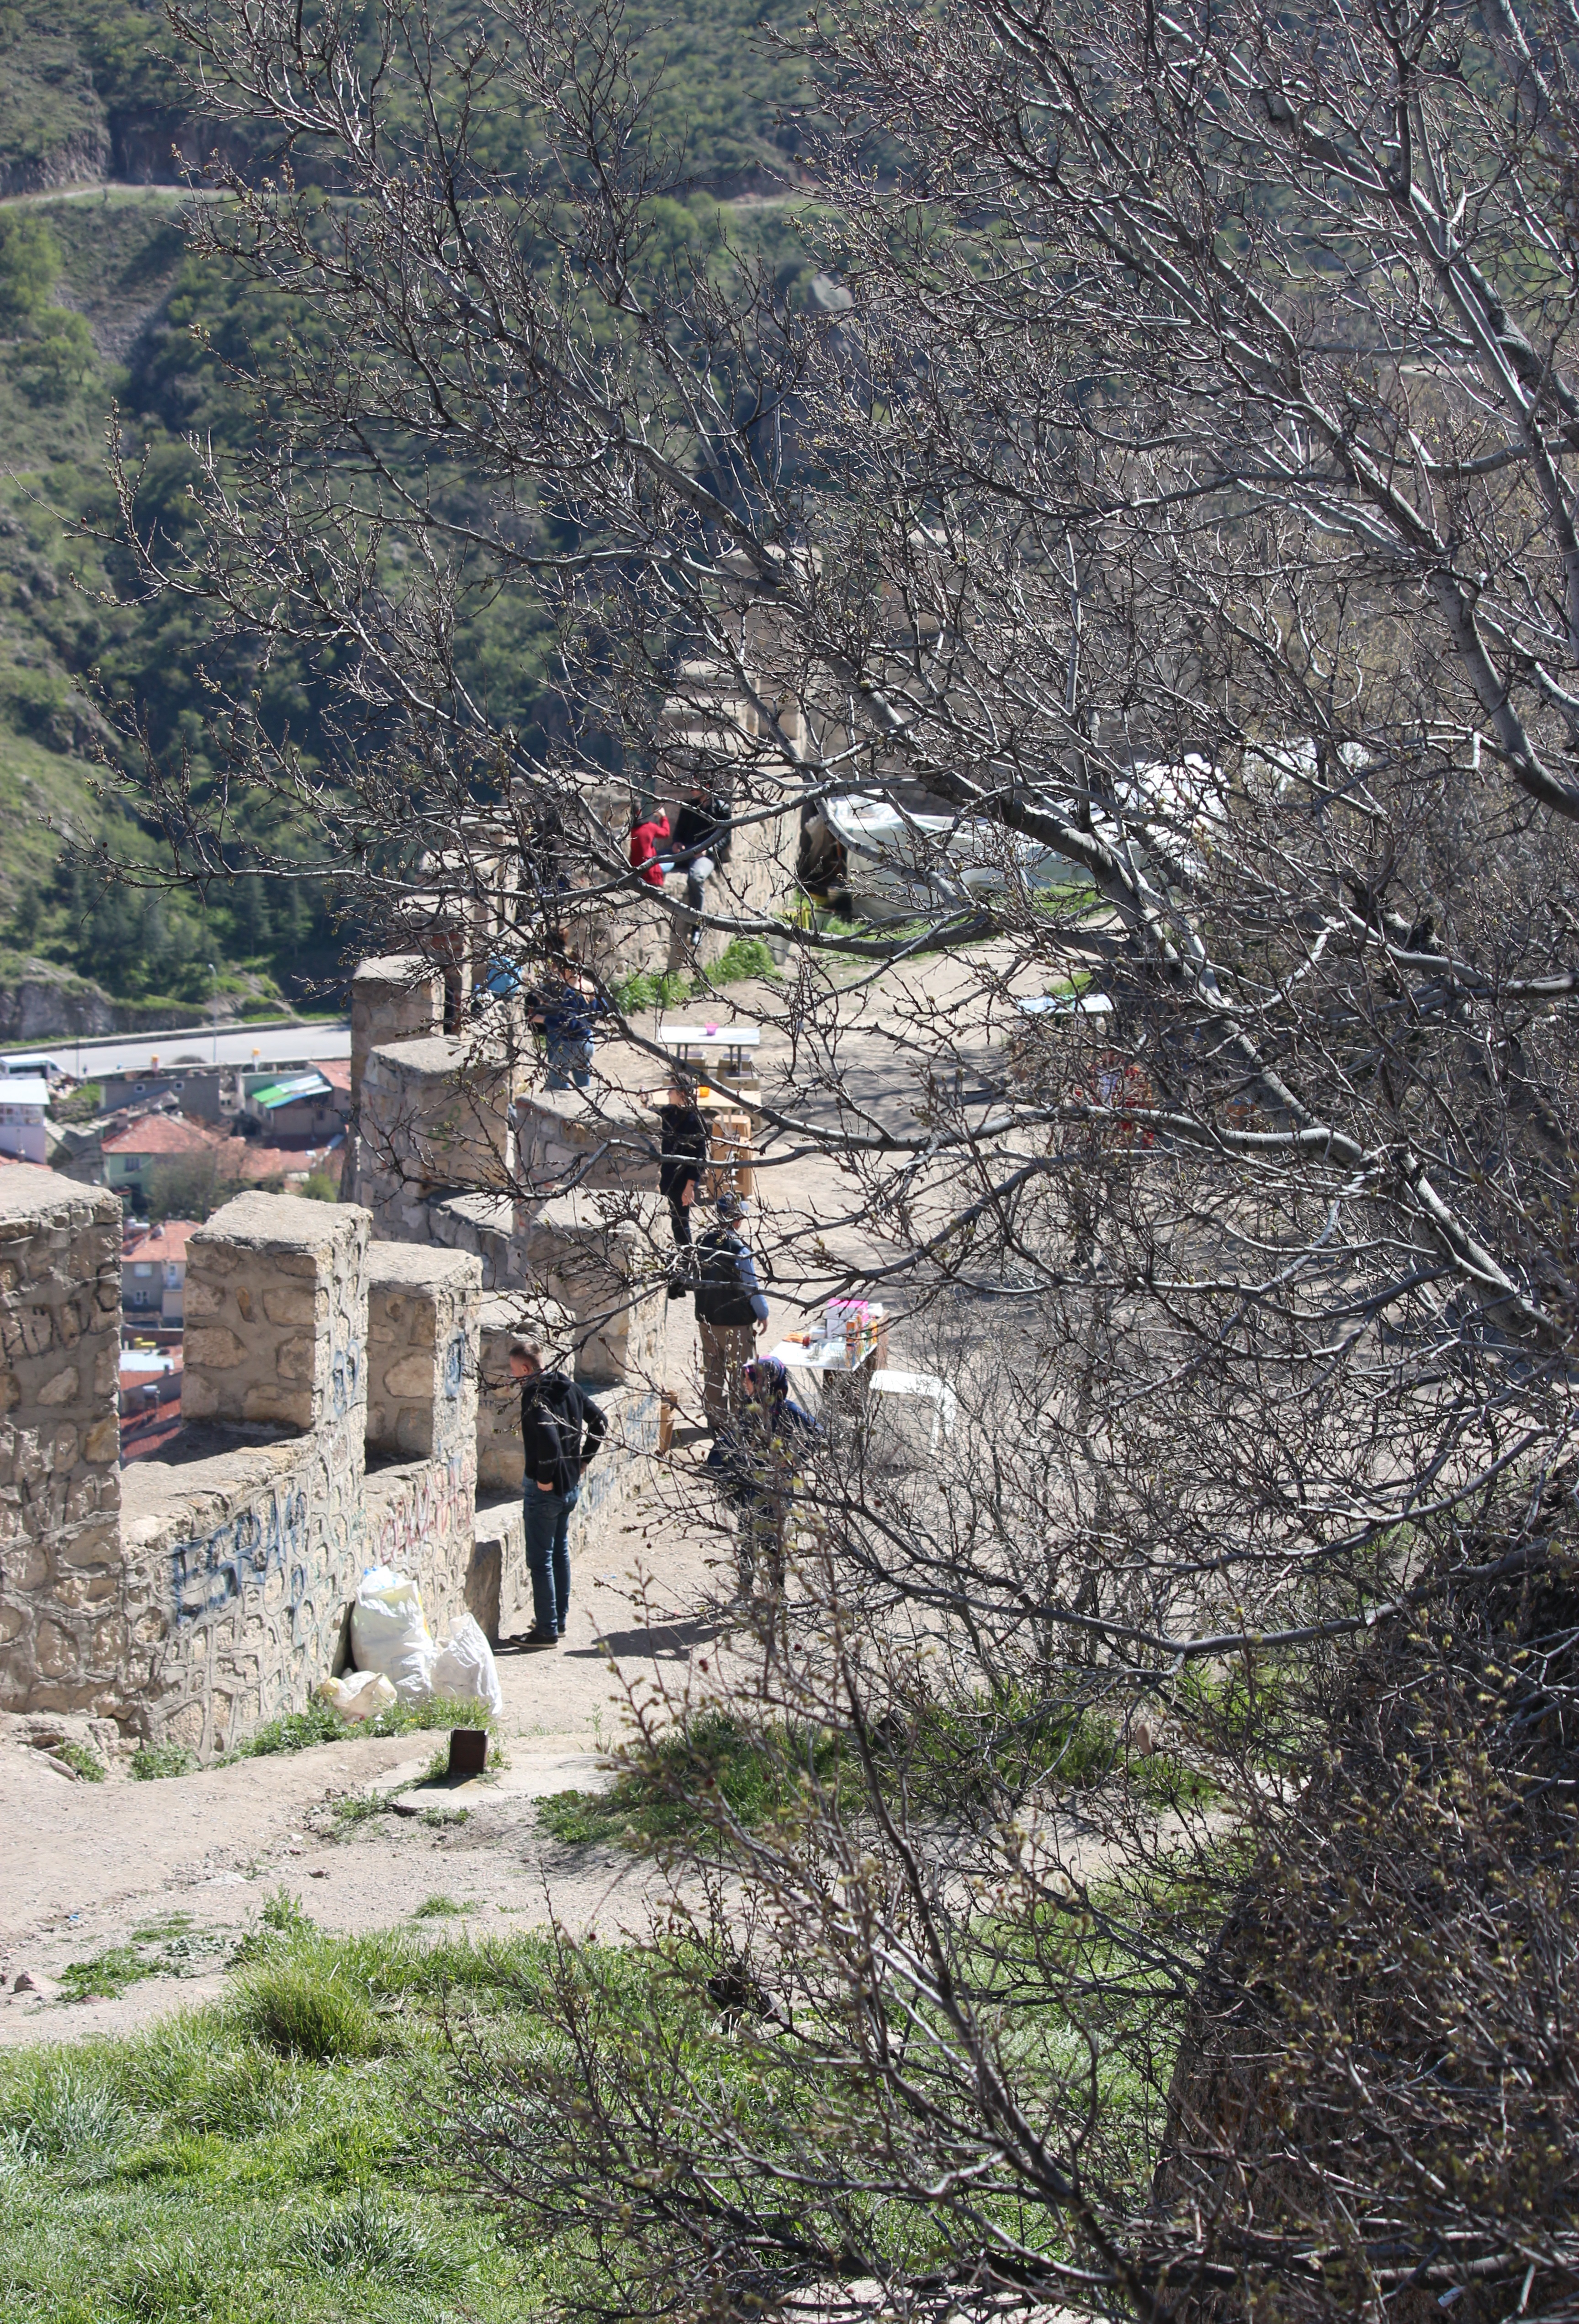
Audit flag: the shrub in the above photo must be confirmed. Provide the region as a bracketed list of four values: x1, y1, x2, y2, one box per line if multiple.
[233, 1955, 382, 2062]
[706, 935, 779, 983]
[53, 1739, 106, 1782]
[130, 1741, 199, 1781]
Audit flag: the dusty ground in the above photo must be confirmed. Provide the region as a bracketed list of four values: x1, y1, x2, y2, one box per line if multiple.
[0, 1459, 733, 2047]
[3, 946, 1045, 2047]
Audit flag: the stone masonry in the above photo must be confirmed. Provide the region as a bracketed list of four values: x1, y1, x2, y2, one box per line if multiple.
[356, 1032, 517, 1237]
[0, 1180, 493, 1757]
[0, 1168, 124, 1718]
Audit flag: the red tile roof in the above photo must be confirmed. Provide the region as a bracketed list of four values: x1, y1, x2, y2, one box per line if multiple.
[103, 1115, 222, 1158]
[319, 1059, 352, 1093]
[233, 1139, 340, 1183]
[123, 1220, 198, 1265]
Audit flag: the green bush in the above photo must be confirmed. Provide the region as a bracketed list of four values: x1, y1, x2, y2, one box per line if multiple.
[59, 1946, 150, 2003]
[705, 935, 779, 983]
[53, 1739, 106, 1782]
[0, 212, 60, 322]
[233, 1955, 382, 2063]
[130, 1741, 199, 1781]
[16, 306, 96, 402]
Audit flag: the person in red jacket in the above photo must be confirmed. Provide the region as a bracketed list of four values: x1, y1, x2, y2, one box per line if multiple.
[630, 805, 671, 887]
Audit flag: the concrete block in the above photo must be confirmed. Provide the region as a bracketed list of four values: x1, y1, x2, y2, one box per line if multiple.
[358, 1034, 515, 1236]
[364, 1241, 481, 1464]
[183, 1194, 371, 1437]
[515, 1087, 655, 1196]
[519, 1192, 667, 1387]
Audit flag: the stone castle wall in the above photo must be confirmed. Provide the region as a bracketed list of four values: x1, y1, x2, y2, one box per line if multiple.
[0, 1170, 125, 1718]
[0, 1180, 496, 1755]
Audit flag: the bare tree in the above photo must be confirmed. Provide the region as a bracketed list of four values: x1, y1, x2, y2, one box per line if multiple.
[100, 0, 1579, 2311]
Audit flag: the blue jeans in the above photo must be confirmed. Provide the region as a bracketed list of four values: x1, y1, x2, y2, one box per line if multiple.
[546, 1034, 593, 1089]
[524, 1486, 572, 1636]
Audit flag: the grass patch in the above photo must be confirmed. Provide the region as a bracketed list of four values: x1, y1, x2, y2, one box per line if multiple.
[540, 1711, 840, 1849]
[288, 2187, 468, 2287]
[610, 965, 693, 1013]
[0, 1947, 518, 2318]
[700, 934, 780, 983]
[53, 1739, 107, 1782]
[128, 1696, 503, 1783]
[540, 1695, 1218, 1854]
[329, 1791, 397, 1832]
[0, 1926, 645, 2321]
[0, 1897, 1179, 2324]
[609, 937, 780, 1019]
[130, 1742, 199, 1782]
[233, 1957, 382, 2064]
[411, 1896, 473, 1919]
[58, 1947, 153, 2004]
[232, 1693, 501, 1764]
[58, 1923, 245, 2004]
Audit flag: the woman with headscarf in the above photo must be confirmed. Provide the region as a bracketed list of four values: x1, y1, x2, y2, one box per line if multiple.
[706, 1353, 822, 1599]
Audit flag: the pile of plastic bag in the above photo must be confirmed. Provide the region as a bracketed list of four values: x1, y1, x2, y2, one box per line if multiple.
[317, 1565, 504, 1720]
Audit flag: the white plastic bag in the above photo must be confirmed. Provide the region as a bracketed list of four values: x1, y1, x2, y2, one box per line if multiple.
[430, 1612, 504, 1717]
[316, 1669, 397, 1722]
[350, 1566, 436, 1703]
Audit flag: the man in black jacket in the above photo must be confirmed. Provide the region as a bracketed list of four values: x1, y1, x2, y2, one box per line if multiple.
[508, 1337, 607, 1648]
[669, 780, 731, 960]
[692, 1193, 769, 1431]
[672, 781, 731, 912]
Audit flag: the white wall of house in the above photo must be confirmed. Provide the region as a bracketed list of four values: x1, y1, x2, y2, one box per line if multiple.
[0, 1081, 49, 1167]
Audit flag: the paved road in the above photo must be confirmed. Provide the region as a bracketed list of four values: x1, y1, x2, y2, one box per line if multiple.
[1, 1020, 350, 1080]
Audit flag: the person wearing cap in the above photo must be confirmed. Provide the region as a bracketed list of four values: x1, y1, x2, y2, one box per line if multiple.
[691, 1190, 769, 1432]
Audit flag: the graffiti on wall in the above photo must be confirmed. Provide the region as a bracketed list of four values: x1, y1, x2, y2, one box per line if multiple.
[366, 1452, 476, 1578]
[170, 1483, 310, 1628]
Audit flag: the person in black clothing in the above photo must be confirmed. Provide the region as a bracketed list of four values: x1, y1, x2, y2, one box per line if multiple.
[641, 1079, 709, 1250]
[671, 780, 732, 929]
[692, 1191, 770, 1430]
[508, 1336, 607, 1648]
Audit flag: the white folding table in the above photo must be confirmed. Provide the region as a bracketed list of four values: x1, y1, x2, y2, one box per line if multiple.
[657, 1022, 763, 1078]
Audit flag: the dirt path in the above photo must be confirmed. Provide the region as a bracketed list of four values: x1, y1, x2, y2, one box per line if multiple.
[0, 1519, 727, 2046]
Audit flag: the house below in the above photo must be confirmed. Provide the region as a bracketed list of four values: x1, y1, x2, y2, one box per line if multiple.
[0, 1076, 50, 1166]
[122, 1220, 197, 1326]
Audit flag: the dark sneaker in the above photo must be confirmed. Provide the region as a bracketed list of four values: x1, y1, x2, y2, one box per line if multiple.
[520, 1630, 559, 1651]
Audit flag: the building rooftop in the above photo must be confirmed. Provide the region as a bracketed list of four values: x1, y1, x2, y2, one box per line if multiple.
[250, 1071, 333, 1110]
[102, 1115, 222, 1159]
[0, 1078, 51, 1110]
[123, 1220, 199, 1265]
